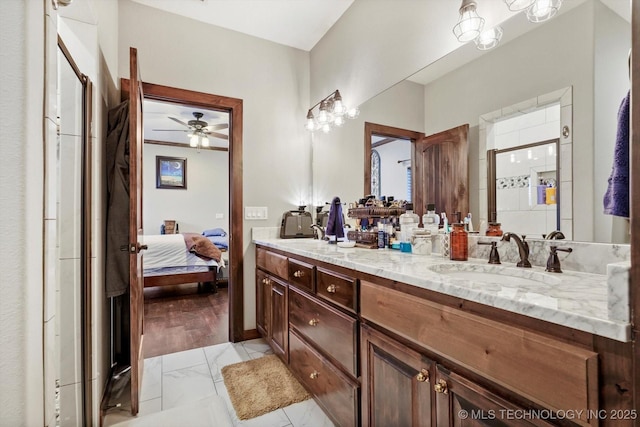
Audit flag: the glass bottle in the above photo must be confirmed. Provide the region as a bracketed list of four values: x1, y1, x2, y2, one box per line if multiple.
[422, 203, 440, 234]
[450, 223, 468, 261]
[486, 222, 503, 237]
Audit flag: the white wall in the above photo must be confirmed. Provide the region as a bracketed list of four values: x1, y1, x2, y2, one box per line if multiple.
[118, 0, 311, 331]
[310, 0, 514, 109]
[0, 1, 45, 425]
[143, 144, 229, 235]
[376, 140, 411, 201]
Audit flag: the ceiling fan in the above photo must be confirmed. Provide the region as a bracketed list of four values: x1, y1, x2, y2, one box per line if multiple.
[153, 111, 229, 140]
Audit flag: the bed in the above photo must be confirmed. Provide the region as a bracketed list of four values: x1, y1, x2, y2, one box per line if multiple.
[142, 233, 227, 291]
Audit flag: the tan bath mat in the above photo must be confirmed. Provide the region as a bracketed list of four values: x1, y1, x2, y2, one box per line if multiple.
[221, 354, 310, 420]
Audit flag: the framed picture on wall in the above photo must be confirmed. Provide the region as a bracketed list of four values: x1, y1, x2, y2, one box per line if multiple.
[156, 156, 187, 189]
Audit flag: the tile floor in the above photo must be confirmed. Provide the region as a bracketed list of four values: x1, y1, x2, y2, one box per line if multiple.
[104, 338, 335, 427]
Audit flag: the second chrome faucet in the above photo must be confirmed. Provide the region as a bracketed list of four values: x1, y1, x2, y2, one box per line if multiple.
[501, 232, 531, 268]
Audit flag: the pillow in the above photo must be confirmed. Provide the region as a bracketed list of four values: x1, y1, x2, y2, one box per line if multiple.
[202, 228, 227, 237]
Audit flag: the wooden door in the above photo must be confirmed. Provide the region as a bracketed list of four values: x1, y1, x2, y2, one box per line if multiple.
[128, 47, 145, 415]
[414, 125, 468, 222]
[270, 277, 288, 363]
[361, 325, 434, 427]
[434, 366, 554, 427]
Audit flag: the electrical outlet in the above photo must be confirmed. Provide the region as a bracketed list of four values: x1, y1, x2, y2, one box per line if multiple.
[215, 213, 224, 219]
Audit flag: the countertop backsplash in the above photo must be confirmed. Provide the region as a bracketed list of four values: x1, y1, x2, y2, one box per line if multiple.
[251, 227, 631, 276]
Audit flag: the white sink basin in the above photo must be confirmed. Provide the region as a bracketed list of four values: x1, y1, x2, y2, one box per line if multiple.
[428, 263, 561, 286]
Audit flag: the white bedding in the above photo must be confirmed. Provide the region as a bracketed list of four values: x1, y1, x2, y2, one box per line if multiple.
[142, 234, 225, 271]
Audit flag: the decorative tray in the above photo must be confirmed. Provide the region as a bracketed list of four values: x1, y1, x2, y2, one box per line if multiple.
[347, 206, 406, 219]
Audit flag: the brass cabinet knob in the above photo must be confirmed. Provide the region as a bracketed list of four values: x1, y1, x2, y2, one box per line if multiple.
[309, 371, 319, 380]
[326, 284, 337, 293]
[416, 369, 429, 383]
[261, 278, 268, 285]
[434, 379, 448, 394]
[308, 318, 319, 326]
[293, 270, 305, 278]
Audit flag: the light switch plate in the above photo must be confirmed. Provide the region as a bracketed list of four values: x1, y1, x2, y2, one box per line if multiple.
[215, 213, 224, 219]
[244, 207, 268, 220]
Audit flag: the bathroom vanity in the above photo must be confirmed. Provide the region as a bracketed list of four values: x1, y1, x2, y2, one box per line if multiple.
[254, 234, 633, 427]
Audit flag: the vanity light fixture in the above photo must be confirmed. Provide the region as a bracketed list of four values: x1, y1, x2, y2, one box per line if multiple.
[474, 26, 503, 50]
[305, 90, 359, 133]
[503, 0, 536, 11]
[453, 0, 485, 43]
[526, 0, 562, 23]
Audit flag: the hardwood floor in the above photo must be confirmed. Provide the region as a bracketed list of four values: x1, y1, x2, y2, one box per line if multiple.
[143, 283, 229, 358]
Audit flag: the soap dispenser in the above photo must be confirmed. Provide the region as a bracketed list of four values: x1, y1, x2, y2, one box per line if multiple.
[422, 203, 440, 234]
[399, 202, 419, 243]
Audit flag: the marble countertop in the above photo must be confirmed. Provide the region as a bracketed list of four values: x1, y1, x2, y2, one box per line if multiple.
[253, 236, 631, 342]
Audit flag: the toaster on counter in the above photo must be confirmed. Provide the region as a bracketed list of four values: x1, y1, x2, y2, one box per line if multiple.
[280, 208, 315, 239]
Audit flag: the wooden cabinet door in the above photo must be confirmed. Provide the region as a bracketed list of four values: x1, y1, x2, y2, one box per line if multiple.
[434, 366, 554, 427]
[256, 269, 271, 338]
[270, 277, 288, 363]
[362, 325, 435, 427]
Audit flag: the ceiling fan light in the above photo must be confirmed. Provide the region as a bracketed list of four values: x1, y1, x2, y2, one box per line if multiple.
[453, 0, 485, 43]
[526, 0, 562, 23]
[504, 0, 536, 11]
[190, 134, 199, 147]
[201, 136, 209, 147]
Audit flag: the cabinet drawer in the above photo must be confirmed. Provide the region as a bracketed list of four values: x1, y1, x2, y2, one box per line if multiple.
[316, 267, 357, 312]
[288, 258, 315, 293]
[289, 330, 359, 427]
[360, 281, 599, 421]
[289, 287, 358, 377]
[256, 247, 288, 280]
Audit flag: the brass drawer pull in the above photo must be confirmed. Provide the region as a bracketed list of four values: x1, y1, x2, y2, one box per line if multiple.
[309, 371, 319, 380]
[416, 369, 429, 383]
[293, 270, 305, 278]
[308, 318, 319, 326]
[434, 379, 448, 394]
[326, 284, 337, 293]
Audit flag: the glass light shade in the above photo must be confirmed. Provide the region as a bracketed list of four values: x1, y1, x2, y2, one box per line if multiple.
[317, 105, 328, 124]
[526, 0, 562, 23]
[332, 99, 344, 116]
[345, 106, 360, 119]
[305, 117, 316, 131]
[321, 123, 331, 133]
[333, 115, 345, 127]
[453, 1, 485, 43]
[504, 0, 536, 11]
[190, 134, 199, 147]
[201, 136, 209, 147]
[474, 26, 503, 50]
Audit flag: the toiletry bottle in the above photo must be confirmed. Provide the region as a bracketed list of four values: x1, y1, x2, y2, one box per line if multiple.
[466, 213, 474, 232]
[422, 204, 440, 234]
[161, 224, 165, 235]
[537, 178, 547, 204]
[546, 184, 557, 205]
[441, 212, 449, 233]
[399, 203, 419, 243]
[450, 223, 468, 261]
[486, 222, 503, 237]
[175, 223, 179, 233]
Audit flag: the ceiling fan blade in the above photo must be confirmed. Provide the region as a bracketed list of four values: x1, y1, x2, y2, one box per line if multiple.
[168, 117, 191, 128]
[205, 123, 229, 131]
[203, 131, 229, 140]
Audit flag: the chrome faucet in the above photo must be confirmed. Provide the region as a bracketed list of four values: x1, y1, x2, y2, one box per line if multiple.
[310, 224, 327, 240]
[544, 230, 565, 240]
[501, 232, 531, 268]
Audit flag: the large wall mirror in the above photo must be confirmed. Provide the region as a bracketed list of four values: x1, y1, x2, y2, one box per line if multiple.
[318, 0, 630, 244]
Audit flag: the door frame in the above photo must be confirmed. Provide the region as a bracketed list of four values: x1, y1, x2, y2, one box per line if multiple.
[124, 80, 245, 342]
